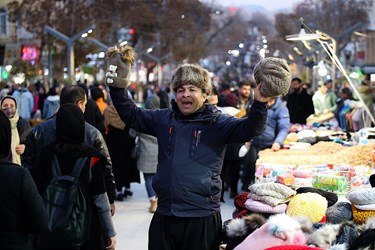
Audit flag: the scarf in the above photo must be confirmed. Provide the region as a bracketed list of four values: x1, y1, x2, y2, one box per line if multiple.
[9, 111, 21, 165]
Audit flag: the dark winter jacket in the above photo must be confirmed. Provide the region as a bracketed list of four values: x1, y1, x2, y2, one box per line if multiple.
[253, 97, 290, 149]
[110, 87, 267, 217]
[286, 88, 314, 124]
[17, 116, 31, 144]
[84, 99, 106, 137]
[0, 160, 48, 250]
[23, 116, 116, 203]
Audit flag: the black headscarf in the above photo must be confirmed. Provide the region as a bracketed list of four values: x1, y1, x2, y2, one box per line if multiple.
[55, 104, 90, 155]
[0, 111, 11, 159]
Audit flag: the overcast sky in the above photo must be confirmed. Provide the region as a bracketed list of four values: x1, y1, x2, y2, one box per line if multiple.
[209, 0, 302, 11]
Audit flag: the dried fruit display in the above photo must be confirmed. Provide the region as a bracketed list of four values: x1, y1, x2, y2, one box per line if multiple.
[258, 142, 373, 166]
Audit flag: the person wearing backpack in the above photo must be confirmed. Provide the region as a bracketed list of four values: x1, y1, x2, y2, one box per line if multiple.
[33, 104, 117, 250]
[0, 111, 48, 250]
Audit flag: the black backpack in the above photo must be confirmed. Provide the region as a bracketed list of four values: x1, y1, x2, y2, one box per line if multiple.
[38, 155, 90, 248]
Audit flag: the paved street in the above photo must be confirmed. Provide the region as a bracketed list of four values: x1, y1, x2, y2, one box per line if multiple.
[113, 178, 236, 249]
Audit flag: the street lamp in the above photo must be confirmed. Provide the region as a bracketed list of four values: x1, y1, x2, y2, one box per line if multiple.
[286, 17, 375, 125]
[286, 18, 336, 90]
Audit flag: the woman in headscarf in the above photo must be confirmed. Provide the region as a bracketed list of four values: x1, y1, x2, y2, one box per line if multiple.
[33, 104, 117, 250]
[1, 95, 31, 165]
[0, 111, 48, 249]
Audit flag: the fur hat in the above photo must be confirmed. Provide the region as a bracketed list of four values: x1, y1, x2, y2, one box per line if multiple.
[297, 187, 338, 207]
[234, 214, 306, 250]
[326, 202, 353, 224]
[253, 57, 292, 97]
[348, 228, 375, 250]
[245, 198, 287, 214]
[171, 64, 212, 95]
[307, 224, 341, 249]
[105, 45, 136, 89]
[225, 214, 266, 250]
[287, 193, 328, 223]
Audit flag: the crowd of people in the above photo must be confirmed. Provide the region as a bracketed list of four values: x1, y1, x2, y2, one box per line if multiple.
[0, 45, 375, 250]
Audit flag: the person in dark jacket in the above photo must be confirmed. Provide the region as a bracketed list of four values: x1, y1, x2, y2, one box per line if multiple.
[77, 83, 106, 137]
[106, 54, 292, 249]
[0, 111, 48, 250]
[286, 77, 314, 124]
[23, 85, 116, 210]
[1, 95, 31, 165]
[33, 104, 117, 250]
[23, 86, 116, 249]
[242, 97, 290, 188]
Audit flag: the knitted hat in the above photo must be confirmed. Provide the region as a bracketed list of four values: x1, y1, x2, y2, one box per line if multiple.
[172, 64, 212, 95]
[326, 202, 353, 224]
[265, 246, 323, 250]
[297, 187, 338, 207]
[253, 57, 292, 97]
[245, 199, 287, 214]
[352, 205, 375, 224]
[287, 193, 328, 223]
[234, 214, 306, 250]
[105, 45, 136, 89]
[221, 93, 238, 108]
[234, 192, 250, 211]
[248, 183, 296, 207]
[346, 188, 375, 206]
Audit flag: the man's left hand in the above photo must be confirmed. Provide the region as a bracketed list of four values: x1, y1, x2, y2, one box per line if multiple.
[271, 142, 281, 152]
[110, 203, 116, 216]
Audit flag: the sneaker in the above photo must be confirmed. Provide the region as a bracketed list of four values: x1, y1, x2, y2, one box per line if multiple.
[115, 193, 124, 201]
[149, 199, 158, 213]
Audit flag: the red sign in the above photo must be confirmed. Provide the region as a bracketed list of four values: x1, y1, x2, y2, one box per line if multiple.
[21, 46, 39, 61]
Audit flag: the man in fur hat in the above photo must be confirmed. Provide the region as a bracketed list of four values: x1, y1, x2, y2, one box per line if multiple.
[106, 45, 291, 250]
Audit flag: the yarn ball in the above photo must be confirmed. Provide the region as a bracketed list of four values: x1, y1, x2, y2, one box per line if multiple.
[352, 205, 375, 224]
[297, 187, 338, 207]
[234, 192, 250, 211]
[326, 202, 353, 224]
[287, 193, 328, 223]
[253, 57, 292, 97]
[346, 188, 375, 206]
[245, 199, 287, 214]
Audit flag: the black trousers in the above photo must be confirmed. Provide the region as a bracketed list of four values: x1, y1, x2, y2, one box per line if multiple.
[148, 212, 222, 250]
[241, 144, 261, 190]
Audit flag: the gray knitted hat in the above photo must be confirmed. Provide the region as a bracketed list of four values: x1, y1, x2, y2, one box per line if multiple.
[326, 201, 353, 224]
[253, 57, 292, 97]
[172, 64, 212, 95]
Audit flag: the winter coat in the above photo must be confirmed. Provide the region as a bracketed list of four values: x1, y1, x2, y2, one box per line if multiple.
[42, 95, 60, 119]
[135, 131, 158, 174]
[22, 116, 116, 203]
[0, 160, 48, 250]
[312, 91, 337, 114]
[357, 85, 375, 118]
[252, 97, 290, 149]
[109, 87, 267, 217]
[12, 88, 34, 120]
[84, 99, 106, 137]
[286, 88, 314, 124]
